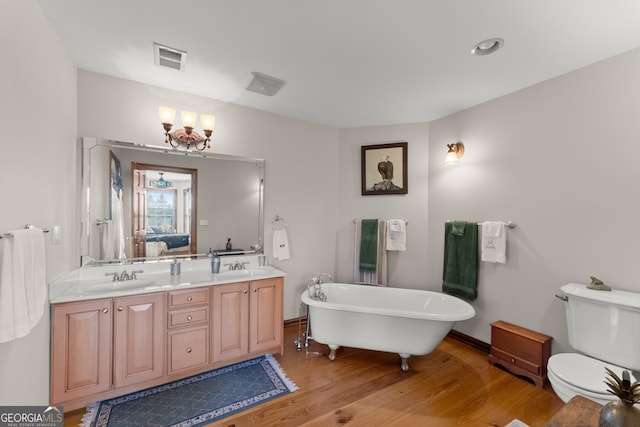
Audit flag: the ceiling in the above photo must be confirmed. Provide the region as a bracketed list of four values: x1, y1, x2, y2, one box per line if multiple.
[37, 0, 640, 128]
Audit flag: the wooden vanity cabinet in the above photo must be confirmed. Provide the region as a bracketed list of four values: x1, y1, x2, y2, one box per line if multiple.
[212, 278, 284, 361]
[50, 276, 284, 409]
[113, 293, 165, 388]
[166, 287, 210, 375]
[249, 278, 283, 354]
[212, 282, 249, 362]
[51, 293, 165, 404]
[51, 298, 113, 405]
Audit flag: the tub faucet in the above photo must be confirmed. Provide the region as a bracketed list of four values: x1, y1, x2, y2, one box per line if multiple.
[307, 275, 329, 302]
[118, 271, 130, 281]
[314, 283, 326, 302]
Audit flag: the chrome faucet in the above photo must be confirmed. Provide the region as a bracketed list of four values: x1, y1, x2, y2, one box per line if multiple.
[307, 273, 331, 301]
[105, 270, 143, 282]
[225, 261, 249, 271]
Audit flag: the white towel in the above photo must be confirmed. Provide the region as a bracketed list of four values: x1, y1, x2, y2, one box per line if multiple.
[386, 219, 406, 251]
[0, 228, 47, 343]
[273, 229, 291, 260]
[99, 220, 114, 260]
[111, 187, 126, 259]
[481, 221, 506, 263]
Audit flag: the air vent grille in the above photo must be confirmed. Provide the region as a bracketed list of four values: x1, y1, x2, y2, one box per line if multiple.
[154, 42, 187, 71]
[246, 72, 286, 96]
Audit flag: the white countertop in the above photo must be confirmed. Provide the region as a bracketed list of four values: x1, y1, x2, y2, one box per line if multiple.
[49, 255, 285, 304]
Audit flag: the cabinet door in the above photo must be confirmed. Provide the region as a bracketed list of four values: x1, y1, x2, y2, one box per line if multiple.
[50, 299, 112, 405]
[212, 282, 249, 362]
[249, 277, 283, 353]
[113, 292, 165, 388]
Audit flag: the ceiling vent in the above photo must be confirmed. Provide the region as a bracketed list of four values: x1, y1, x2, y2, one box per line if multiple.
[246, 72, 286, 96]
[154, 42, 187, 71]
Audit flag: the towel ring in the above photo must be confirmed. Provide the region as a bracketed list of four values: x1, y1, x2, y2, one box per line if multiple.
[272, 215, 287, 231]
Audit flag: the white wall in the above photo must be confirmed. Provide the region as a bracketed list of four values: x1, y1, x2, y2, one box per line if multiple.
[427, 47, 640, 352]
[77, 71, 340, 321]
[0, 0, 77, 405]
[336, 124, 430, 285]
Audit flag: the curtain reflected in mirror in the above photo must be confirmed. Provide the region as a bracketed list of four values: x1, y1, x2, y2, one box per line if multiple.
[99, 151, 127, 260]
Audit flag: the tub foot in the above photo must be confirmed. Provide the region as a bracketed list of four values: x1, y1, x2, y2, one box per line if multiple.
[328, 344, 340, 361]
[399, 353, 410, 372]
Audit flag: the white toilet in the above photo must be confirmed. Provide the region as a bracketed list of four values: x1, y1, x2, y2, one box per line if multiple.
[547, 283, 640, 405]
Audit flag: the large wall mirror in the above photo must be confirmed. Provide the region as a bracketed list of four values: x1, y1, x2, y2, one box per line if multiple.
[81, 137, 264, 265]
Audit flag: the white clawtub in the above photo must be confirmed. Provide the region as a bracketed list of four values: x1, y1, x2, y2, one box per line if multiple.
[301, 282, 475, 371]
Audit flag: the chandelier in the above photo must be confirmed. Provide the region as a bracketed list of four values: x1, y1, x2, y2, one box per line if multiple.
[159, 106, 216, 151]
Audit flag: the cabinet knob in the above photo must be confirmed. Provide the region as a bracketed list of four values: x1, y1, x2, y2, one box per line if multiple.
[253, 288, 257, 293]
[243, 289, 248, 294]
[187, 315, 192, 321]
[186, 347, 192, 353]
[118, 306, 124, 312]
[102, 308, 109, 314]
[511, 358, 515, 363]
[187, 296, 192, 302]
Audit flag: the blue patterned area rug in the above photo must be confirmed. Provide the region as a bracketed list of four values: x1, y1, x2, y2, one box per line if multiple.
[81, 354, 298, 427]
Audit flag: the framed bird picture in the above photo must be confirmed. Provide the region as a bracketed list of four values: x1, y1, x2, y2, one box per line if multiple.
[361, 142, 408, 195]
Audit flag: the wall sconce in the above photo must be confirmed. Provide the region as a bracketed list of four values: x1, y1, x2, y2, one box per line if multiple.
[444, 142, 464, 165]
[159, 106, 216, 151]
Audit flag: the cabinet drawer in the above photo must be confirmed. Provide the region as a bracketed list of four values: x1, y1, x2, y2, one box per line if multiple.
[167, 326, 209, 375]
[490, 346, 541, 375]
[168, 307, 209, 329]
[167, 287, 210, 309]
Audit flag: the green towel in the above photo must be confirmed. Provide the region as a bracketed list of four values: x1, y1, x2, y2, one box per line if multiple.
[442, 221, 478, 301]
[451, 221, 466, 236]
[359, 219, 379, 272]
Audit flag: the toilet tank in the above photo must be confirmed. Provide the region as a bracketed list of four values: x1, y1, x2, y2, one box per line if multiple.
[562, 283, 640, 371]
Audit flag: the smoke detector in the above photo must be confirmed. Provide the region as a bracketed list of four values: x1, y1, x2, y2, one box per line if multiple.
[245, 72, 286, 96]
[154, 42, 187, 71]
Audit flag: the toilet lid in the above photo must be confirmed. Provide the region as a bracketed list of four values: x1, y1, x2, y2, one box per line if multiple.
[548, 353, 637, 395]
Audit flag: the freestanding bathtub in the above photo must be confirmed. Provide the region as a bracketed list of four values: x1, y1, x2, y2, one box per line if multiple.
[301, 282, 475, 371]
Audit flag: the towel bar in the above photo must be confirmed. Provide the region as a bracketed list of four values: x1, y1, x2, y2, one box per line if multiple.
[0, 224, 51, 239]
[353, 218, 408, 225]
[446, 220, 516, 229]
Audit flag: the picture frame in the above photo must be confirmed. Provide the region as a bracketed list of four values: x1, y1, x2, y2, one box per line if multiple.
[361, 142, 408, 195]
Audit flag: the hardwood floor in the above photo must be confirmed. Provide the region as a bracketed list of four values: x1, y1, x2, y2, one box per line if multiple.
[63, 321, 565, 426]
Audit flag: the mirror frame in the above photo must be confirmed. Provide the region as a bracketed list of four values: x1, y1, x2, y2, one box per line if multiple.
[80, 137, 265, 265]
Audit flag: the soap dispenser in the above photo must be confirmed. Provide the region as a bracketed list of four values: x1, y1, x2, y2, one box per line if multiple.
[211, 251, 220, 274]
[170, 258, 181, 276]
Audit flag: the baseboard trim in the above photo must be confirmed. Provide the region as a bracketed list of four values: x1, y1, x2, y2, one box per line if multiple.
[447, 329, 490, 354]
[284, 317, 306, 328]
[286, 317, 490, 354]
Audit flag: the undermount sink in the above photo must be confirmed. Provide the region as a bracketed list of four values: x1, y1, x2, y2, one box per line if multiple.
[81, 278, 156, 294]
[217, 267, 272, 279]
